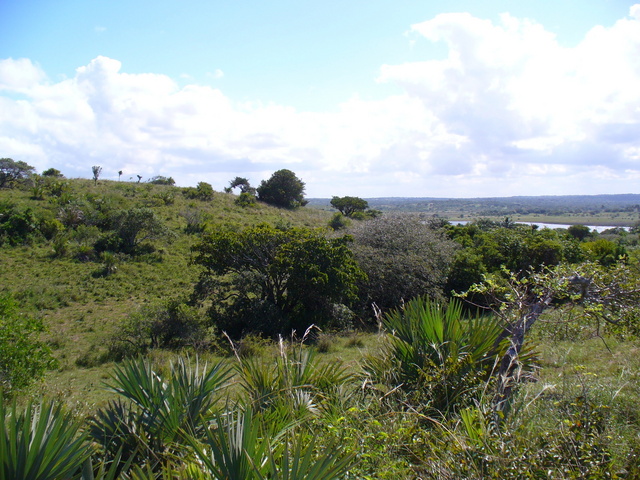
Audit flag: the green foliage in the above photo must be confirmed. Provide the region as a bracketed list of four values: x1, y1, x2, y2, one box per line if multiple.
[364, 298, 507, 415]
[0, 294, 57, 396]
[0, 204, 39, 246]
[235, 339, 351, 419]
[0, 158, 35, 188]
[257, 169, 307, 209]
[567, 223, 593, 241]
[109, 299, 210, 358]
[188, 407, 356, 480]
[90, 356, 232, 471]
[107, 207, 169, 254]
[330, 196, 369, 217]
[228, 176, 256, 195]
[0, 398, 93, 480]
[327, 212, 349, 231]
[183, 181, 214, 201]
[148, 176, 175, 186]
[581, 238, 627, 266]
[192, 223, 364, 337]
[235, 191, 257, 207]
[349, 214, 457, 316]
[42, 167, 64, 178]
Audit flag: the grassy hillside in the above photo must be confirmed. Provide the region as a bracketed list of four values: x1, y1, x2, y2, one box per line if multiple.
[0, 179, 333, 406]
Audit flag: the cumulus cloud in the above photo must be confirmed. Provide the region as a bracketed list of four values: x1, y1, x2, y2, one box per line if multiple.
[1, 6, 640, 197]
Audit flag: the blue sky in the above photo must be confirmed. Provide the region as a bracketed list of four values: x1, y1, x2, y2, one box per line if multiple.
[1, 0, 639, 197]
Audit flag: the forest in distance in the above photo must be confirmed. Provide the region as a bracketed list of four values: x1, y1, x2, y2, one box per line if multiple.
[308, 193, 640, 224]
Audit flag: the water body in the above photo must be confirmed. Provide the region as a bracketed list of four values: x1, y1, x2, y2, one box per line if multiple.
[452, 221, 628, 233]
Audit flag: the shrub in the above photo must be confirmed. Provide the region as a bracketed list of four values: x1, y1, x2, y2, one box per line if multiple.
[363, 297, 508, 415]
[0, 294, 57, 396]
[349, 214, 457, 317]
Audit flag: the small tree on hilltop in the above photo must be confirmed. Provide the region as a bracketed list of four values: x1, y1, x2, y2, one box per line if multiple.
[92, 165, 102, 185]
[257, 169, 307, 209]
[330, 196, 369, 217]
[227, 176, 256, 195]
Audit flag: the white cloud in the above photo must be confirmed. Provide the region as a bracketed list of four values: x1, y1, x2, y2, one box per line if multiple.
[1, 6, 640, 197]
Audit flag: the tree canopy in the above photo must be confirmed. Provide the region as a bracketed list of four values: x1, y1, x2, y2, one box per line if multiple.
[0, 158, 35, 188]
[192, 223, 364, 337]
[257, 169, 307, 209]
[349, 214, 457, 316]
[330, 196, 369, 217]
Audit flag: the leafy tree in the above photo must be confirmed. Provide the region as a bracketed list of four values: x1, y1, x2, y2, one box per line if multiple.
[349, 214, 457, 316]
[330, 196, 369, 217]
[0, 204, 39, 246]
[0, 294, 57, 396]
[192, 223, 364, 337]
[92, 165, 102, 185]
[118, 169, 123, 181]
[567, 224, 592, 241]
[227, 176, 256, 195]
[581, 238, 626, 266]
[182, 181, 214, 201]
[41, 167, 64, 178]
[0, 158, 35, 188]
[148, 175, 175, 185]
[257, 169, 307, 208]
[103, 207, 169, 254]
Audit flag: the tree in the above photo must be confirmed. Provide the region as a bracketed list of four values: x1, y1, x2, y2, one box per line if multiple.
[0, 294, 57, 396]
[192, 223, 364, 337]
[183, 182, 214, 200]
[349, 214, 457, 317]
[330, 196, 369, 217]
[118, 170, 123, 181]
[227, 176, 256, 195]
[257, 169, 307, 208]
[0, 158, 35, 188]
[104, 207, 169, 253]
[149, 175, 176, 186]
[92, 165, 102, 185]
[567, 224, 592, 241]
[42, 167, 64, 178]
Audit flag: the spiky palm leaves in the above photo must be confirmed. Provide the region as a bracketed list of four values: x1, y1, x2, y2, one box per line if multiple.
[0, 398, 92, 480]
[364, 297, 510, 415]
[236, 338, 352, 420]
[89, 356, 233, 471]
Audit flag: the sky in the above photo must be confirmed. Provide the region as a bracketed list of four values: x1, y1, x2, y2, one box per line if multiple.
[1, 1, 639, 198]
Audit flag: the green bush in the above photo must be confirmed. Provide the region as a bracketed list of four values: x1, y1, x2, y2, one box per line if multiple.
[0, 294, 57, 396]
[363, 297, 508, 415]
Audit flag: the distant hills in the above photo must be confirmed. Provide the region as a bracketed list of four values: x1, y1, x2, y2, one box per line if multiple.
[307, 194, 640, 223]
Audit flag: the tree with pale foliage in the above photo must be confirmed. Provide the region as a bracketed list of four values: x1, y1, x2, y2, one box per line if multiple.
[92, 165, 102, 185]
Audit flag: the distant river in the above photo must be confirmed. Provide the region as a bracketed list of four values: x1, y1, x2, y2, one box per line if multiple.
[452, 221, 628, 233]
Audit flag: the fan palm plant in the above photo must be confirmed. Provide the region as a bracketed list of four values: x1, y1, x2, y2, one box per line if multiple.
[236, 338, 352, 420]
[89, 355, 232, 472]
[363, 297, 512, 415]
[188, 407, 356, 480]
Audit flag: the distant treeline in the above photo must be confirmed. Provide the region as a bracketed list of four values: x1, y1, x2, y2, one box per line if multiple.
[308, 194, 640, 216]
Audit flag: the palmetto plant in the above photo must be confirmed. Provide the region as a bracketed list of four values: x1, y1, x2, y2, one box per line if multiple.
[236, 337, 352, 419]
[363, 297, 509, 414]
[188, 407, 356, 480]
[89, 355, 232, 472]
[0, 397, 93, 480]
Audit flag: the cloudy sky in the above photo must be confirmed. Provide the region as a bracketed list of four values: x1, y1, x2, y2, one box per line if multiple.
[1, 1, 639, 198]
